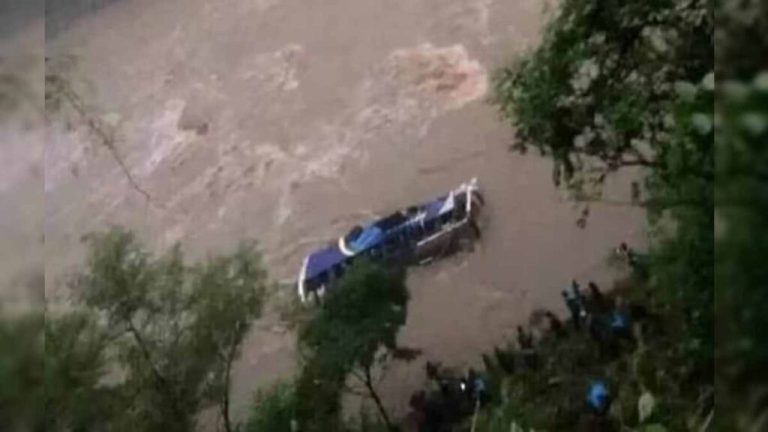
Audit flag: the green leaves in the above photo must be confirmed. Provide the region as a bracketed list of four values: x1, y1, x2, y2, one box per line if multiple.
[295, 260, 410, 430]
[637, 391, 657, 423]
[48, 227, 270, 431]
[640, 424, 668, 432]
[242, 383, 298, 432]
[300, 260, 408, 372]
[674, 81, 698, 102]
[0, 312, 43, 431]
[715, 68, 768, 429]
[44, 311, 118, 432]
[486, 0, 716, 431]
[493, 0, 713, 199]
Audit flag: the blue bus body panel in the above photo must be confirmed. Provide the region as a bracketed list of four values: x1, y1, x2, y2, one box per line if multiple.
[347, 225, 385, 252]
[305, 245, 347, 280]
[299, 178, 479, 301]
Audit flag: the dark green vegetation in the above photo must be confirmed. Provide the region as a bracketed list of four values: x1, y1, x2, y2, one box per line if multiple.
[474, 272, 710, 431]
[493, 0, 712, 194]
[9, 229, 268, 432]
[492, 0, 714, 368]
[0, 312, 43, 431]
[0, 233, 407, 431]
[244, 260, 413, 432]
[484, 0, 766, 430]
[715, 1, 768, 429]
[488, 0, 715, 429]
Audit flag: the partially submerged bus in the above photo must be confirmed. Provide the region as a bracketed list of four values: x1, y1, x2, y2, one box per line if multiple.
[297, 178, 484, 303]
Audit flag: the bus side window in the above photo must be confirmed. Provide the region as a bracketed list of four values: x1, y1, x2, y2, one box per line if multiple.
[305, 277, 318, 293]
[317, 271, 329, 286]
[424, 220, 436, 234]
[410, 225, 420, 238]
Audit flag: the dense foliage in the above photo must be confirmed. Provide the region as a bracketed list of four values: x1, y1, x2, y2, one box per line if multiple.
[493, 0, 712, 193]
[242, 383, 299, 432]
[714, 3, 768, 430]
[489, 0, 717, 430]
[474, 277, 711, 432]
[245, 260, 410, 431]
[44, 311, 119, 432]
[0, 312, 43, 431]
[40, 228, 268, 432]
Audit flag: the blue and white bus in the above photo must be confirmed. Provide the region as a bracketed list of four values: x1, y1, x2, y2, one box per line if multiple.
[297, 178, 484, 303]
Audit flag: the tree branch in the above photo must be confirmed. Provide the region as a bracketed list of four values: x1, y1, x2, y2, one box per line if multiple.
[341, 383, 370, 398]
[617, 158, 660, 168]
[124, 318, 185, 420]
[349, 369, 367, 386]
[219, 329, 241, 432]
[569, 196, 709, 209]
[56, 79, 152, 202]
[362, 366, 394, 430]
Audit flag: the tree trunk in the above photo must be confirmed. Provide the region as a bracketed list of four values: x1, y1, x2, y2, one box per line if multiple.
[363, 367, 394, 431]
[221, 390, 232, 432]
[221, 331, 240, 432]
[125, 319, 187, 423]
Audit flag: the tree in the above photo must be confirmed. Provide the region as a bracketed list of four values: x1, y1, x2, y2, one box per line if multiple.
[492, 0, 713, 203]
[45, 55, 152, 201]
[0, 311, 43, 432]
[297, 260, 412, 431]
[715, 75, 768, 430]
[242, 383, 298, 432]
[72, 228, 268, 432]
[44, 311, 122, 432]
[492, 0, 715, 372]
[487, 0, 716, 429]
[714, 0, 768, 424]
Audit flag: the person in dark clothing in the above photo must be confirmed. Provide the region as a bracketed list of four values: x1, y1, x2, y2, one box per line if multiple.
[516, 326, 538, 370]
[543, 310, 565, 337]
[464, 368, 488, 406]
[405, 391, 427, 430]
[517, 325, 534, 350]
[617, 242, 638, 267]
[493, 346, 515, 374]
[587, 281, 608, 314]
[562, 290, 582, 329]
[422, 394, 448, 432]
[572, 280, 589, 319]
[571, 279, 582, 296]
[587, 312, 610, 344]
[610, 297, 634, 341]
[426, 361, 440, 381]
[610, 310, 633, 341]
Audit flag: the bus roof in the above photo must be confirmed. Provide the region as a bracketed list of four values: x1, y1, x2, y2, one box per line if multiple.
[304, 245, 347, 280]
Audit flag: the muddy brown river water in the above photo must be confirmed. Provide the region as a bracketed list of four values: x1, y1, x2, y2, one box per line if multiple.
[1, 0, 646, 427]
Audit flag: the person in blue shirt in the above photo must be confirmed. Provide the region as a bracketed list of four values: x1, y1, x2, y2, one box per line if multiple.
[587, 380, 612, 416]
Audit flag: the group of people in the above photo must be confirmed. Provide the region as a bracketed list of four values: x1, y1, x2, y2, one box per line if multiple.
[403, 362, 489, 431]
[561, 279, 634, 349]
[403, 242, 646, 431]
[524, 243, 647, 426]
